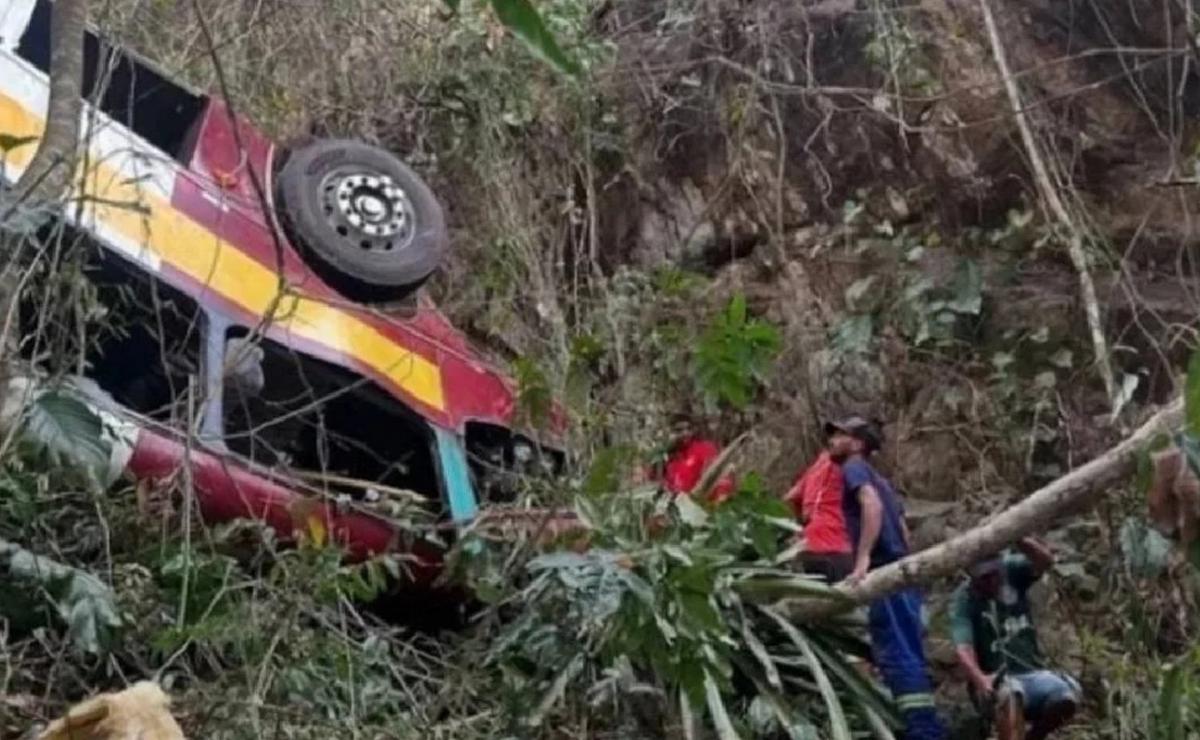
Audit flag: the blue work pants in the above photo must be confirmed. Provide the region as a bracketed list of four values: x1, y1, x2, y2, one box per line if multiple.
[868, 588, 946, 740]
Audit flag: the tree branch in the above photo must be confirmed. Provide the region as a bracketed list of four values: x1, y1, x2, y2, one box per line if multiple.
[14, 0, 89, 204]
[793, 398, 1183, 618]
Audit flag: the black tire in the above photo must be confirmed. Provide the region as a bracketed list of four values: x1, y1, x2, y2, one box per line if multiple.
[275, 139, 447, 301]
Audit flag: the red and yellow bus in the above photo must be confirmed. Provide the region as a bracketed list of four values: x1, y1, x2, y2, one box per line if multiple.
[0, 0, 567, 580]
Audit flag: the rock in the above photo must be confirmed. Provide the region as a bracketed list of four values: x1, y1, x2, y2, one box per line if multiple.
[1063, 519, 1100, 551]
[633, 179, 715, 268]
[895, 430, 969, 502]
[910, 516, 950, 552]
[36, 682, 185, 740]
[1072, 574, 1101, 600]
[905, 497, 956, 521]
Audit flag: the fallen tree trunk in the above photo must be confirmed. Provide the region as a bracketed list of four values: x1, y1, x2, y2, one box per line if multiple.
[798, 398, 1184, 618]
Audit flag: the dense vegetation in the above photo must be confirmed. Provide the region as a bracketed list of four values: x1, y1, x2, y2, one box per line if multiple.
[5, 0, 1200, 737]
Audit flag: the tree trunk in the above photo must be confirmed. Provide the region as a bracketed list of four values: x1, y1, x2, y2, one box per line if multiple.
[14, 0, 89, 204]
[795, 399, 1184, 618]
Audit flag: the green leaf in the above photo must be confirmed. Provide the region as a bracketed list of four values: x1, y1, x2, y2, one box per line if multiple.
[740, 619, 782, 690]
[0, 539, 121, 654]
[703, 671, 743, 740]
[807, 632, 903, 730]
[861, 707, 899, 740]
[1179, 432, 1200, 483]
[1120, 517, 1173, 579]
[832, 315, 874, 355]
[674, 494, 709, 527]
[514, 357, 552, 427]
[20, 388, 113, 485]
[490, 0, 581, 76]
[442, 0, 461, 11]
[844, 277, 877, 311]
[679, 590, 722, 634]
[694, 295, 781, 409]
[680, 688, 699, 740]
[729, 294, 747, 325]
[1155, 661, 1186, 740]
[527, 653, 585, 727]
[732, 574, 852, 604]
[946, 258, 982, 314]
[730, 654, 821, 740]
[1187, 349, 1200, 435]
[583, 445, 634, 496]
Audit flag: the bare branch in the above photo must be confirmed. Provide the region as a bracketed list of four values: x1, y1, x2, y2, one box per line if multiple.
[979, 0, 1117, 408]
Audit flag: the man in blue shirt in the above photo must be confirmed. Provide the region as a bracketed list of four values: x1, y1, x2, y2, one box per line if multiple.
[827, 415, 945, 740]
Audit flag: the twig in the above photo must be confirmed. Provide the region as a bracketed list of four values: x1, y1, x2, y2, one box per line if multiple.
[978, 0, 1117, 409]
[287, 469, 427, 504]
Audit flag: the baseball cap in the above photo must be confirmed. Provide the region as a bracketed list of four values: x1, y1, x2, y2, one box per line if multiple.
[969, 557, 1003, 579]
[824, 415, 884, 452]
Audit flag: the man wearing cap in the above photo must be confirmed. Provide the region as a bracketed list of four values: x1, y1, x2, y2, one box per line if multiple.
[784, 447, 853, 583]
[826, 415, 945, 740]
[950, 538, 1080, 739]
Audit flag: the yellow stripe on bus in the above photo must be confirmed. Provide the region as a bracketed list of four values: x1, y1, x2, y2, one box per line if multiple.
[0, 92, 446, 411]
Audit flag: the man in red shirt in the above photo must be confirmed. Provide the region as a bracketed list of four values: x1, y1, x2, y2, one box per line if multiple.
[663, 436, 736, 503]
[785, 448, 854, 583]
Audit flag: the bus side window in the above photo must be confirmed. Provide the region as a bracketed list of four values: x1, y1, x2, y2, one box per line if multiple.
[0, 1, 36, 51]
[220, 331, 444, 509]
[17, 245, 206, 425]
[15, 0, 206, 161]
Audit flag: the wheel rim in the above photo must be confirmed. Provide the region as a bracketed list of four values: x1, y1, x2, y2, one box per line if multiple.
[320, 168, 416, 253]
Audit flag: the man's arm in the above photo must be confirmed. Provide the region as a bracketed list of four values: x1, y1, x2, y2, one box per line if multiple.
[955, 644, 994, 696]
[1016, 535, 1054, 579]
[950, 587, 993, 696]
[848, 484, 882, 581]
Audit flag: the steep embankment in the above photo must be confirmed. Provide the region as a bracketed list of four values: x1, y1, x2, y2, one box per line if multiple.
[13, 0, 1200, 736]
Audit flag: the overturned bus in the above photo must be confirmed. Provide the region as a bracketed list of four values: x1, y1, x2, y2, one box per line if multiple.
[0, 0, 567, 583]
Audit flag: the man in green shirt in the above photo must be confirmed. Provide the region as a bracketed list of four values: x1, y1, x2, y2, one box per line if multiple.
[949, 537, 1080, 740]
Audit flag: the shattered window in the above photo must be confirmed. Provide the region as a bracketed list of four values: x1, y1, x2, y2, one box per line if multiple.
[21, 247, 205, 425]
[220, 331, 442, 507]
[465, 421, 563, 504]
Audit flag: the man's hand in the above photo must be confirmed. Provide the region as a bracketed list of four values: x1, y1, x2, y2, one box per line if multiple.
[974, 672, 997, 699]
[1017, 535, 1055, 577]
[955, 644, 995, 702]
[845, 557, 870, 584]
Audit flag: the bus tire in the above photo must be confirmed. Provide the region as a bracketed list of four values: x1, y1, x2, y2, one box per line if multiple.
[275, 139, 447, 301]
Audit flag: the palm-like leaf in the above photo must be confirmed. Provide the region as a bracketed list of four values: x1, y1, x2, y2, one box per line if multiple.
[762, 606, 853, 740]
[479, 466, 901, 735]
